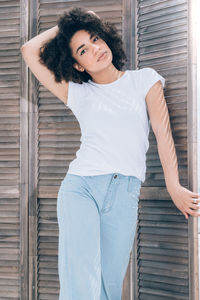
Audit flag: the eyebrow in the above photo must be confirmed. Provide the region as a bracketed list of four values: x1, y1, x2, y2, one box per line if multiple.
[76, 33, 95, 54]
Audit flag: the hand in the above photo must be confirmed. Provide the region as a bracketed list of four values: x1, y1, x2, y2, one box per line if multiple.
[168, 184, 200, 219]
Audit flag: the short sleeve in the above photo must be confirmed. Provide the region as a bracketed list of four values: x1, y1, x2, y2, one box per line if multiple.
[66, 80, 88, 115]
[141, 67, 165, 98]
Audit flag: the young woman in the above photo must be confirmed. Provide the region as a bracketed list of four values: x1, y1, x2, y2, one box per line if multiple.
[21, 7, 200, 300]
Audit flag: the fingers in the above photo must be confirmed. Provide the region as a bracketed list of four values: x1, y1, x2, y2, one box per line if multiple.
[189, 191, 200, 197]
[191, 198, 200, 204]
[87, 10, 100, 19]
[189, 202, 200, 210]
[181, 199, 200, 219]
[185, 207, 200, 217]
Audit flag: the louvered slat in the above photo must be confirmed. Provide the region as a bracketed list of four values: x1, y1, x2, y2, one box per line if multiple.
[0, 0, 22, 299]
[136, 0, 189, 299]
[36, 2, 124, 299]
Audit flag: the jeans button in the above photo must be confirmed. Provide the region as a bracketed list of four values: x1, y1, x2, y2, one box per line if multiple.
[114, 174, 117, 178]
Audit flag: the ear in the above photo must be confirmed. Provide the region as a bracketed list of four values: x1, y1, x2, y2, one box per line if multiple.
[73, 62, 84, 72]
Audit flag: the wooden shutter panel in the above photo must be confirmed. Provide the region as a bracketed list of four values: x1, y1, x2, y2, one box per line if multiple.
[2, 0, 198, 299]
[135, 0, 198, 299]
[34, 1, 133, 299]
[0, 0, 29, 298]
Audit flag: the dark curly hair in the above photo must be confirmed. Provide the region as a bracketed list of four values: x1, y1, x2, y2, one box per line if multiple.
[38, 7, 127, 84]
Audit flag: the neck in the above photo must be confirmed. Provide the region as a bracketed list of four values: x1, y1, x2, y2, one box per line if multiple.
[89, 66, 125, 84]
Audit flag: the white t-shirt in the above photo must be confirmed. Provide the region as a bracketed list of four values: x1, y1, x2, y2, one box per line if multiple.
[65, 67, 165, 183]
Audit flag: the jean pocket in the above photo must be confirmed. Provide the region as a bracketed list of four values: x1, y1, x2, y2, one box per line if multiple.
[127, 176, 141, 198]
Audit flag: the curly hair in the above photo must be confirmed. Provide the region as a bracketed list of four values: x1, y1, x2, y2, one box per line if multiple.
[38, 7, 127, 84]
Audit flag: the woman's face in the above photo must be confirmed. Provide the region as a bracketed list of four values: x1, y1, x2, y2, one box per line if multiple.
[69, 29, 112, 75]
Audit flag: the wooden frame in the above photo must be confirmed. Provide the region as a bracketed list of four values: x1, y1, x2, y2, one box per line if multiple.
[28, 0, 39, 299]
[25, 1, 136, 299]
[20, 0, 29, 298]
[19, 0, 200, 299]
[121, 0, 137, 299]
[133, 0, 199, 299]
[187, 0, 199, 299]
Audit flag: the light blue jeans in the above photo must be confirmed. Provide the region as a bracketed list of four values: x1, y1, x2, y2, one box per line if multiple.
[57, 172, 141, 300]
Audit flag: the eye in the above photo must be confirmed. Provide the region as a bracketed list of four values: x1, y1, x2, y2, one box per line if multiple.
[80, 36, 99, 56]
[80, 49, 86, 56]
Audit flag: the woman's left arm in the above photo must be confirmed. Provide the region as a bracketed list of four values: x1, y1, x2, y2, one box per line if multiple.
[145, 80, 200, 219]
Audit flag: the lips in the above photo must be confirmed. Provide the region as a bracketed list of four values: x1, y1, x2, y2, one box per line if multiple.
[98, 51, 106, 62]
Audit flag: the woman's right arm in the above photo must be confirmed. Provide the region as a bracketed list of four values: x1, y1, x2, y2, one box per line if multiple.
[21, 25, 69, 105]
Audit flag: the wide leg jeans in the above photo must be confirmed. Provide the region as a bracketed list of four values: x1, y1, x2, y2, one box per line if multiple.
[57, 172, 141, 300]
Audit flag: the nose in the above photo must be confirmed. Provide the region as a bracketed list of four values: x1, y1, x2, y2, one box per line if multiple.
[92, 43, 100, 56]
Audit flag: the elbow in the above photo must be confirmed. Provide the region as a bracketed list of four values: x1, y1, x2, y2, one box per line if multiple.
[21, 44, 27, 53]
[20, 45, 32, 59]
[20, 45, 26, 55]
[21, 42, 31, 53]
[20, 44, 39, 57]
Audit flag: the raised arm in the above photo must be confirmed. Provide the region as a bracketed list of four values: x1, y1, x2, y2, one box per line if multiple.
[145, 80, 200, 219]
[21, 25, 69, 104]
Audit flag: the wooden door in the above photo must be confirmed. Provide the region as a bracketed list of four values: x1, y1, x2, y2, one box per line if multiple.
[135, 0, 199, 299]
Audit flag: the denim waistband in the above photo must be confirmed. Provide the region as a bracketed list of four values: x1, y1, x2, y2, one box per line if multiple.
[66, 172, 141, 183]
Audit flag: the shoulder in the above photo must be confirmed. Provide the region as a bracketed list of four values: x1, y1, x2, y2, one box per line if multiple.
[139, 67, 165, 86]
[138, 67, 157, 75]
[68, 79, 90, 94]
[66, 80, 90, 110]
[127, 67, 157, 78]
